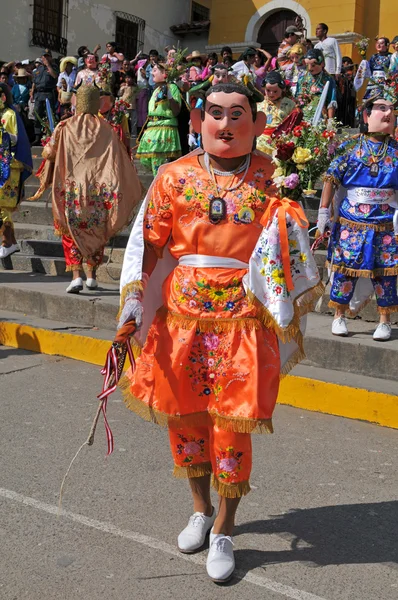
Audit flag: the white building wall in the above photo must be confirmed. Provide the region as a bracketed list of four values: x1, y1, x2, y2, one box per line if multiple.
[0, 0, 195, 62]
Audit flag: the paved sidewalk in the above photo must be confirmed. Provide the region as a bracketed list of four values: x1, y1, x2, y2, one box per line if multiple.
[0, 348, 397, 600]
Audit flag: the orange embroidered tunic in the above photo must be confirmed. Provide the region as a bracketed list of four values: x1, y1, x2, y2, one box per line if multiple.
[122, 152, 281, 433]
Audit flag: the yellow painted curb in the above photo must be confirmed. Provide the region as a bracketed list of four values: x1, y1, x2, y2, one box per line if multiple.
[0, 321, 110, 367]
[279, 375, 398, 429]
[1, 320, 397, 429]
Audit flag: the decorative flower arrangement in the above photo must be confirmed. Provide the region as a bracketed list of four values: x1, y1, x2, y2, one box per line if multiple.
[110, 99, 130, 125]
[269, 120, 347, 200]
[355, 36, 370, 58]
[98, 60, 112, 88]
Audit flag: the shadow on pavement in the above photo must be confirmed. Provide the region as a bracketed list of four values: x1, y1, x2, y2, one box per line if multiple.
[232, 501, 398, 581]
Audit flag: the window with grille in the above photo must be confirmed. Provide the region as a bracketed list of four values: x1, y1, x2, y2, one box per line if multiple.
[191, 1, 210, 21]
[115, 12, 145, 60]
[31, 0, 68, 54]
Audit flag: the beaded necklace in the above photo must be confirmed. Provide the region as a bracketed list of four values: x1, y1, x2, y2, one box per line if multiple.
[359, 134, 389, 177]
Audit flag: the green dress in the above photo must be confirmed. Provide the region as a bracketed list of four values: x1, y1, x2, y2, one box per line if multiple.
[137, 83, 182, 176]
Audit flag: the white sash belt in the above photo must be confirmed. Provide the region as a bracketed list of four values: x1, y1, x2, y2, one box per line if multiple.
[346, 188, 398, 236]
[179, 254, 249, 269]
[346, 187, 398, 206]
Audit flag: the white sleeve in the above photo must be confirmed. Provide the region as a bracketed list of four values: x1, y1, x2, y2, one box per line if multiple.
[334, 39, 342, 74]
[354, 59, 370, 91]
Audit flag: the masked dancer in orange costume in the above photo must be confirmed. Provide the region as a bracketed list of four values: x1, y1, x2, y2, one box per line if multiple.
[117, 83, 322, 583]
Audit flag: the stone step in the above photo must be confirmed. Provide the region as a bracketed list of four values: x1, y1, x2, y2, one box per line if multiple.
[12, 222, 131, 244]
[16, 238, 126, 262]
[0, 270, 397, 380]
[13, 202, 53, 226]
[0, 253, 122, 283]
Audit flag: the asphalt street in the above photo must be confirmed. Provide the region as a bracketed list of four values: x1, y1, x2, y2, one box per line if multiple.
[0, 346, 397, 600]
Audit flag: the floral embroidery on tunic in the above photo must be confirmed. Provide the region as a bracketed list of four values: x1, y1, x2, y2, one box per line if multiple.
[176, 434, 206, 464]
[215, 446, 244, 483]
[185, 331, 249, 399]
[57, 179, 123, 231]
[167, 166, 271, 226]
[254, 222, 308, 298]
[173, 273, 248, 314]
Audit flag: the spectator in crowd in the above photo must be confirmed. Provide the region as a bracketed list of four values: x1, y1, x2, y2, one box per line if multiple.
[187, 50, 205, 82]
[314, 22, 342, 77]
[30, 49, 58, 145]
[12, 68, 31, 108]
[253, 48, 273, 90]
[223, 55, 234, 69]
[135, 54, 150, 136]
[118, 71, 138, 135]
[305, 39, 314, 52]
[231, 47, 257, 81]
[337, 56, 356, 127]
[146, 49, 160, 94]
[201, 52, 218, 80]
[77, 44, 101, 70]
[0, 72, 10, 87]
[221, 46, 233, 63]
[122, 59, 131, 73]
[277, 26, 302, 70]
[57, 57, 77, 119]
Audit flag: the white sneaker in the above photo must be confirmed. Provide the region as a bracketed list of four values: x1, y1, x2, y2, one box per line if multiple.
[373, 322, 392, 341]
[206, 529, 235, 583]
[0, 243, 19, 258]
[66, 277, 83, 294]
[86, 278, 98, 290]
[332, 316, 348, 336]
[177, 508, 216, 554]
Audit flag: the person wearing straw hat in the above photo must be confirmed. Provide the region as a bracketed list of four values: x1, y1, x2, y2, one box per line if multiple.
[187, 50, 205, 83]
[57, 57, 77, 119]
[12, 68, 31, 108]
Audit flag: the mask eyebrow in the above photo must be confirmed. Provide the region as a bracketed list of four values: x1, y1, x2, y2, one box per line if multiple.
[230, 104, 246, 111]
[207, 103, 223, 110]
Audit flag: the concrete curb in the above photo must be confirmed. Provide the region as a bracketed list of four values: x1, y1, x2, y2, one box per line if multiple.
[1, 320, 397, 430]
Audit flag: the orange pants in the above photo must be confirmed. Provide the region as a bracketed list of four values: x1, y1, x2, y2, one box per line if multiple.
[61, 234, 104, 271]
[168, 423, 252, 498]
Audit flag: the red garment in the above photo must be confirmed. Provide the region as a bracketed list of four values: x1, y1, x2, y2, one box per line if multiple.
[61, 234, 104, 271]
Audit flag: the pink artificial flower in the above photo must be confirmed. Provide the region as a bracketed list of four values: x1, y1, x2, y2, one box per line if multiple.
[283, 173, 300, 189]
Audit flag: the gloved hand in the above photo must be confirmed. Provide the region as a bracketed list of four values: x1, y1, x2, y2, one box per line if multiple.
[117, 273, 149, 333]
[316, 206, 331, 235]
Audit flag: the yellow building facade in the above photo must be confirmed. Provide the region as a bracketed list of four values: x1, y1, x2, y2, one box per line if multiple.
[207, 0, 398, 64]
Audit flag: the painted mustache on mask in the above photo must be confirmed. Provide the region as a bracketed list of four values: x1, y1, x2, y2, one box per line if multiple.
[217, 130, 234, 141]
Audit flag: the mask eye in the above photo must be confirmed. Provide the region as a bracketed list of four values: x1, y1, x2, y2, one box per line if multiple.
[231, 110, 242, 119]
[210, 108, 222, 119]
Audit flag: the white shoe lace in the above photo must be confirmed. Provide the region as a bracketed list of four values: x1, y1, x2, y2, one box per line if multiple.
[189, 512, 208, 528]
[213, 536, 234, 553]
[336, 316, 346, 325]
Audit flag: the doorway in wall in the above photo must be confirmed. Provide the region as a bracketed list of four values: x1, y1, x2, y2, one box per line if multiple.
[257, 9, 298, 56]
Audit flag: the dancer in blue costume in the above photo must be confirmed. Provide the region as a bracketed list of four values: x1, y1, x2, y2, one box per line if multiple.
[354, 37, 392, 100]
[317, 77, 398, 341]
